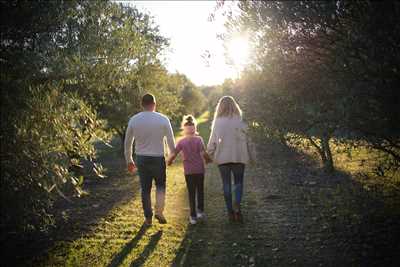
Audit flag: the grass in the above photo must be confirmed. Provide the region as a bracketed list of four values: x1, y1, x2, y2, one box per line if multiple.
[38, 112, 213, 267]
[333, 144, 400, 192]
[41, 161, 190, 267]
[291, 136, 400, 193]
[25, 111, 400, 266]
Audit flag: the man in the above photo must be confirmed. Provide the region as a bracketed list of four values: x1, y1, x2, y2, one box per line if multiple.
[124, 93, 175, 226]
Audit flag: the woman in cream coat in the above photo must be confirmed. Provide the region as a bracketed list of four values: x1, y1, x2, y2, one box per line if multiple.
[207, 96, 255, 222]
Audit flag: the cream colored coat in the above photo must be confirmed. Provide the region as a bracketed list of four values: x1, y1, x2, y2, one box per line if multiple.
[207, 116, 256, 165]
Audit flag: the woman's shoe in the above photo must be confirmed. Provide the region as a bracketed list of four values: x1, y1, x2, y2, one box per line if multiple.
[228, 212, 235, 222]
[234, 210, 243, 223]
[233, 203, 243, 223]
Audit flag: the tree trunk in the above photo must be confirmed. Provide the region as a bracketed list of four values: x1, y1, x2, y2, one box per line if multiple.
[117, 126, 135, 159]
[120, 131, 125, 153]
[308, 135, 334, 173]
[321, 134, 334, 173]
[116, 128, 126, 155]
[278, 132, 287, 146]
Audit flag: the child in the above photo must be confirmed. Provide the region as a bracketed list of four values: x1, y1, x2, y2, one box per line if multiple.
[167, 115, 212, 225]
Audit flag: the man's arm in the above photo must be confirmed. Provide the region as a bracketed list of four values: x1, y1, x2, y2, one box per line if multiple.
[166, 152, 177, 166]
[124, 121, 136, 173]
[165, 118, 176, 155]
[167, 141, 182, 166]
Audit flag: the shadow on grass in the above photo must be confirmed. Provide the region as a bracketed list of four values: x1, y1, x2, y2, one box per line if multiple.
[260, 141, 400, 266]
[5, 144, 142, 266]
[169, 139, 400, 267]
[130, 230, 163, 267]
[107, 223, 149, 267]
[170, 224, 194, 267]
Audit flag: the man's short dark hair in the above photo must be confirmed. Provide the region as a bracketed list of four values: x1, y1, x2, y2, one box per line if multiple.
[141, 93, 156, 107]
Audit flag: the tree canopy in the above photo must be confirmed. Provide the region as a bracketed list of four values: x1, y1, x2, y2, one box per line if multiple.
[0, 0, 205, 234]
[222, 1, 399, 174]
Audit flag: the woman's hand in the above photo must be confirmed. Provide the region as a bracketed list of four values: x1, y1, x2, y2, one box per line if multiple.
[202, 151, 213, 164]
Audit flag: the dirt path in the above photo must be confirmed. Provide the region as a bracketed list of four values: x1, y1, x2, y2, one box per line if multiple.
[180, 144, 400, 267]
[14, 114, 400, 267]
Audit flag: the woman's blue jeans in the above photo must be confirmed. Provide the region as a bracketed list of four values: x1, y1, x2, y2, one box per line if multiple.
[218, 163, 245, 213]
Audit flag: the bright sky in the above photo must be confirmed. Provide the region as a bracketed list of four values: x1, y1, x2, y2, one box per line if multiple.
[129, 0, 239, 86]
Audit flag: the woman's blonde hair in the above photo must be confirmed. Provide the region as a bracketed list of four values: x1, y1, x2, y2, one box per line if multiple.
[211, 96, 242, 129]
[213, 95, 242, 119]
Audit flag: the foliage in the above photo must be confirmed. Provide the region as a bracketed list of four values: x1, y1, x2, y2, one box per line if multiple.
[202, 79, 239, 116]
[223, 1, 400, 175]
[59, 1, 170, 138]
[0, 0, 207, 234]
[0, 0, 201, 234]
[137, 72, 207, 128]
[176, 74, 206, 117]
[1, 86, 108, 233]
[141, 70, 185, 126]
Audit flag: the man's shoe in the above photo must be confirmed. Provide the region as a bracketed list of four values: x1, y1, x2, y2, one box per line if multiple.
[189, 216, 197, 225]
[197, 211, 206, 220]
[144, 217, 152, 227]
[155, 214, 167, 224]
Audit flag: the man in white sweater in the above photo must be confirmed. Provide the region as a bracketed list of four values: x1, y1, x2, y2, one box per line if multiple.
[124, 94, 175, 226]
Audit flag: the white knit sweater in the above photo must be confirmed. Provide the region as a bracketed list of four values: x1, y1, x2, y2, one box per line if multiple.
[207, 116, 255, 165]
[124, 111, 175, 164]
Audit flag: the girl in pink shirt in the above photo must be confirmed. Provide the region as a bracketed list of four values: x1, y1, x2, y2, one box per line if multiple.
[167, 115, 212, 224]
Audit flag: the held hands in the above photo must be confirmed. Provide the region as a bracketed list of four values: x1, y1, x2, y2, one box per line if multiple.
[166, 153, 176, 166]
[203, 152, 213, 164]
[127, 162, 137, 174]
[204, 157, 213, 164]
[167, 158, 174, 166]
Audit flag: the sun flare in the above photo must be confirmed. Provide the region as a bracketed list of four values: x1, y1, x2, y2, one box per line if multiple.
[228, 36, 250, 67]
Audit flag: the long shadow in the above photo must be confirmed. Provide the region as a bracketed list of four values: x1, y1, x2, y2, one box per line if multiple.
[130, 230, 163, 267]
[258, 141, 400, 266]
[169, 139, 400, 266]
[170, 224, 195, 267]
[5, 141, 142, 266]
[106, 223, 149, 267]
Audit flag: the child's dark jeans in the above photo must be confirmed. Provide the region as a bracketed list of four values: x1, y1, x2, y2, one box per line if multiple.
[184, 173, 205, 217]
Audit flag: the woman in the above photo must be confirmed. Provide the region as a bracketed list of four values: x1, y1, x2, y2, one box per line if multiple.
[207, 96, 255, 222]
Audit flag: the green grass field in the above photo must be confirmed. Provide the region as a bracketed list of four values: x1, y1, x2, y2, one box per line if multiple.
[29, 111, 400, 267]
[39, 112, 212, 267]
[290, 136, 400, 193]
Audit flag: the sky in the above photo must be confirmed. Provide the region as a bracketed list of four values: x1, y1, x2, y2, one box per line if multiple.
[128, 0, 239, 86]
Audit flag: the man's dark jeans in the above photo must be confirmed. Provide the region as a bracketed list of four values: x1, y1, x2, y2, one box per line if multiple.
[218, 163, 245, 213]
[136, 155, 166, 219]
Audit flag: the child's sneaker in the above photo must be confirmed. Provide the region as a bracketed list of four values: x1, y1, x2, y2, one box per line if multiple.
[197, 211, 206, 220]
[189, 216, 197, 225]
